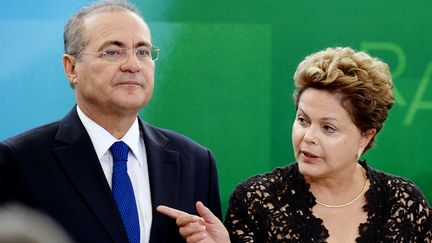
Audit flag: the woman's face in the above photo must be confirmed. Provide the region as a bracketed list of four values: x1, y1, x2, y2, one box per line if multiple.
[292, 88, 374, 179]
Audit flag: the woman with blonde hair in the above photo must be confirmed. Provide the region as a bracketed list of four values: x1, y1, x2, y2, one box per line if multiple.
[158, 47, 432, 242]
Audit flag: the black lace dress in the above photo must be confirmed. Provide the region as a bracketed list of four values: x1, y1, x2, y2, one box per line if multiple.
[224, 161, 432, 242]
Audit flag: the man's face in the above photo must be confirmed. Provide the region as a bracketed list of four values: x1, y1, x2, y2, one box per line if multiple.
[72, 10, 155, 118]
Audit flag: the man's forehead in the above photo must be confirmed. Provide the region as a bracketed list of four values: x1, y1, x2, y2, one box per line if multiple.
[82, 10, 149, 33]
[82, 10, 151, 45]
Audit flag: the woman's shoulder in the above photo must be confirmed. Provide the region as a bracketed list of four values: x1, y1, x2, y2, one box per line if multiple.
[367, 164, 431, 223]
[368, 165, 429, 204]
[366, 163, 432, 239]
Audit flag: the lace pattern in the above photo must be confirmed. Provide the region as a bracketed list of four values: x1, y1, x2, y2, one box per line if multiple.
[224, 161, 432, 243]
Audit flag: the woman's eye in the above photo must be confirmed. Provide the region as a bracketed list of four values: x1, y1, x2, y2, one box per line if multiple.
[297, 116, 307, 125]
[323, 125, 336, 133]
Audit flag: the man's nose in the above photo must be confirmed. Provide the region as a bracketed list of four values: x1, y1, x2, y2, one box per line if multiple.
[120, 50, 141, 72]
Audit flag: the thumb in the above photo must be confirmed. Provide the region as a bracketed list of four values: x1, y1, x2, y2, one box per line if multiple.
[196, 201, 219, 224]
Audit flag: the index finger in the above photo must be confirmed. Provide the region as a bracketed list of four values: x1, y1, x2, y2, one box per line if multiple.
[156, 205, 189, 219]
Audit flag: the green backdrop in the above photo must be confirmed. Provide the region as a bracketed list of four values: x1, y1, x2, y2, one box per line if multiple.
[134, 0, 432, 213]
[1, 0, 430, 218]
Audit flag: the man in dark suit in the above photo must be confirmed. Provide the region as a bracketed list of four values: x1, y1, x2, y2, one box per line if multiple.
[0, 0, 222, 242]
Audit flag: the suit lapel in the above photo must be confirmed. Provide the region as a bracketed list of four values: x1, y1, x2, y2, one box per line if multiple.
[140, 121, 182, 243]
[141, 121, 180, 208]
[52, 108, 128, 243]
[51, 109, 181, 243]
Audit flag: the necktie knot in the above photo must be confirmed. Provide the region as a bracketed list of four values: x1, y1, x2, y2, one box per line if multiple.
[111, 141, 129, 163]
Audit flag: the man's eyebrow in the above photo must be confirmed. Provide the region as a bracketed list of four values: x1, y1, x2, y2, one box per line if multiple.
[135, 41, 152, 48]
[97, 40, 152, 51]
[97, 40, 124, 51]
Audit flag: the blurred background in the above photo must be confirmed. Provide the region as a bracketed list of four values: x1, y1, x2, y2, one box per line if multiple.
[1, 0, 431, 214]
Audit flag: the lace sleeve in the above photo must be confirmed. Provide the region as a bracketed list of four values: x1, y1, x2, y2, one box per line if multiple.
[405, 183, 432, 242]
[386, 178, 432, 242]
[224, 176, 263, 243]
[417, 201, 432, 242]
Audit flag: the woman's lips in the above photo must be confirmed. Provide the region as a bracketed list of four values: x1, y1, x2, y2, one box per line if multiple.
[300, 150, 320, 162]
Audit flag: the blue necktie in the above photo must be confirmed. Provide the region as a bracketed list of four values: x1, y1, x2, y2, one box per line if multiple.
[111, 141, 140, 243]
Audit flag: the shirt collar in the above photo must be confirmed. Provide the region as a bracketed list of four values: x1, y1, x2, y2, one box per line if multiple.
[76, 106, 144, 166]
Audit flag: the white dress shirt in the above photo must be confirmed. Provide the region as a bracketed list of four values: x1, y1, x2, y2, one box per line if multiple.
[76, 106, 152, 243]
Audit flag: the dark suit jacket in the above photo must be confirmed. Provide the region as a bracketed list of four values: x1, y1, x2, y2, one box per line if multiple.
[0, 107, 222, 243]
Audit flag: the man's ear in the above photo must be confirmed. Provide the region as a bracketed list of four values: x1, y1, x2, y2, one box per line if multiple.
[62, 54, 78, 87]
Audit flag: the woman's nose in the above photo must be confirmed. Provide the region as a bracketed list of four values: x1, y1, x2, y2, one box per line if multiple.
[303, 126, 318, 145]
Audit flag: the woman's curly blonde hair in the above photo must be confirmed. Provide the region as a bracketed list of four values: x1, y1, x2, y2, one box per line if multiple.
[293, 47, 394, 152]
